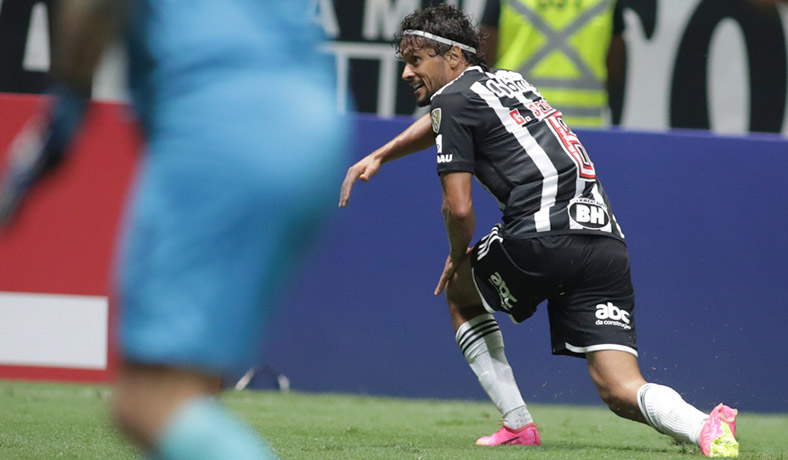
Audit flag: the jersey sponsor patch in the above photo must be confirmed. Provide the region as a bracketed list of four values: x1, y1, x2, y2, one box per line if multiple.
[568, 197, 610, 230]
[431, 108, 442, 133]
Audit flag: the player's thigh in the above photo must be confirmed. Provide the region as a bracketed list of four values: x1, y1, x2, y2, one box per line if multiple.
[471, 227, 550, 323]
[446, 255, 482, 308]
[546, 236, 637, 357]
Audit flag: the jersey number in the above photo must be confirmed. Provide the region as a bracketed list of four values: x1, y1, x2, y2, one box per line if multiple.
[546, 113, 596, 179]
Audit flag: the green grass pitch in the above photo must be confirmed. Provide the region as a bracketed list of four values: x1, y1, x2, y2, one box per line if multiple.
[0, 380, 786, 459]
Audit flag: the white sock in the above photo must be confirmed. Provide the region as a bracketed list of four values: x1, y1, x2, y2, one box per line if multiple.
[637, 383, 708, 445]
[456, 314, 533, 429]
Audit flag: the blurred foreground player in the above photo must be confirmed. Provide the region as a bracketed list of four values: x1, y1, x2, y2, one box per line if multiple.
[0, 1, 349, 459]
[339, 4, 738, 457]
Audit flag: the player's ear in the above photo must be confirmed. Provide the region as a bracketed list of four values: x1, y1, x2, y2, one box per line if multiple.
[447, 45, 464, 68]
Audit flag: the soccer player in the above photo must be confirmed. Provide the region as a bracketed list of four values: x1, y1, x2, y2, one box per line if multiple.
[0, 1, 348, 459]
[339, 4, 738, 457]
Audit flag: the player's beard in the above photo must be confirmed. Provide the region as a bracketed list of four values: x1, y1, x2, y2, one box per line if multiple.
[415, 87, 432, 107]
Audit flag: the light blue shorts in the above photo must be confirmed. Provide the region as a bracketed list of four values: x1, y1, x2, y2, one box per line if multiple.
[115, 78, 348, 373]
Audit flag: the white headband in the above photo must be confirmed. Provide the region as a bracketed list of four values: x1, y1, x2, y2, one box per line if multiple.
[402, 29, 477, 54]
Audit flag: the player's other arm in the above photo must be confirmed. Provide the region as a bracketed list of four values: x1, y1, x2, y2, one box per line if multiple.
[338, 113, 434, 207]
[0, 0, 127, 225]
[435, 171, 475, 295]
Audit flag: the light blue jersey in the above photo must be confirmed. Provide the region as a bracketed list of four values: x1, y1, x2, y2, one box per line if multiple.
[116, 0, 349, 373]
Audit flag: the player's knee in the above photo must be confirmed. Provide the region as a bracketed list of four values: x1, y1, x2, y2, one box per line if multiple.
[597, 385, 624, 409]
[595, 380, 640, 417]
[111, 388, 147, 444]
[447, 300, 487, 325]
[110, 370, 168, 447]
[446, 290, 476, 311]
[445, 280, 481, 308]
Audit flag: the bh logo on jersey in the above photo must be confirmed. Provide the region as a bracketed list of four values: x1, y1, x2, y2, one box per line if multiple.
[595, 302, 631, 330]
[569, 198, 610, 230]
[490, 271, 518, 311]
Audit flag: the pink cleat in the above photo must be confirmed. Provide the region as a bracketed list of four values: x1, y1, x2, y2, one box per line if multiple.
[699, 404, 739, 457]
[475, 422, 541, 446]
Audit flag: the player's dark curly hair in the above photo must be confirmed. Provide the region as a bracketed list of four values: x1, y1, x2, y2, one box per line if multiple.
[394, 4, 487, 66]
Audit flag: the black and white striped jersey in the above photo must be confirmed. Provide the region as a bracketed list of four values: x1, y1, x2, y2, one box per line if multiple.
[430, 66, 625, 241]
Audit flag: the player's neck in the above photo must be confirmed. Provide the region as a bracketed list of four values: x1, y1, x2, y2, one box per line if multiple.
[447, 62, 470, 83]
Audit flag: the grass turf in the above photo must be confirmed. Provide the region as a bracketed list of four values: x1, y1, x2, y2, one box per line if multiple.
[0, 380, 785, 459]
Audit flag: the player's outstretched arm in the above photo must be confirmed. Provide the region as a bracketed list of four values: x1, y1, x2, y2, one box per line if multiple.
[339, 113, 435, 207]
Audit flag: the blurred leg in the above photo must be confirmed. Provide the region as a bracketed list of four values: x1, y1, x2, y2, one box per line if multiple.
[112, 362, 274, 459]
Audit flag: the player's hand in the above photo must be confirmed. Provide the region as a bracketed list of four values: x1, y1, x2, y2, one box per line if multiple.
[0, 115, 55, 226]
[0, 87, 87, 227]
[338, 153, 382, 207]
[434, 248, 472, 295]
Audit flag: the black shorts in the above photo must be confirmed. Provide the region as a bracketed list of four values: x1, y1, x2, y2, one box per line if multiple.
[471, 225, 637, 358]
